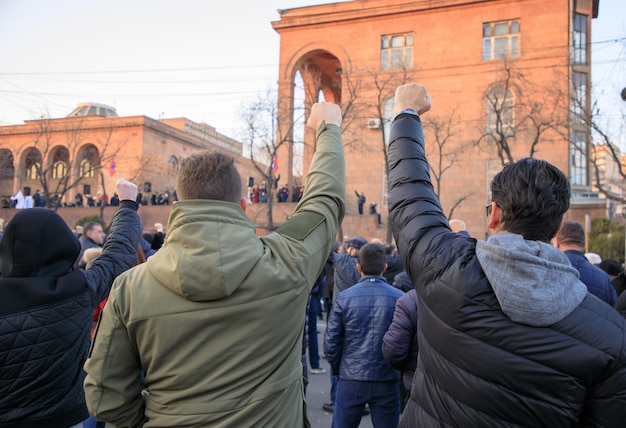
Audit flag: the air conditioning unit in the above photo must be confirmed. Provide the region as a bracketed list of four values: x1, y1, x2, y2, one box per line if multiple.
[367, 118, 381, 129]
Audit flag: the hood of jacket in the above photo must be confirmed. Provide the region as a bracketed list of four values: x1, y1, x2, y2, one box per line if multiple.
[476, 232, 587, 326]
[146, 200, 262, 301]
[0, 208, 80, 278]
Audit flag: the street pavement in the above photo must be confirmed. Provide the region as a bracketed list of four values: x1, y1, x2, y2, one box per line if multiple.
[305, 319, 374, 428]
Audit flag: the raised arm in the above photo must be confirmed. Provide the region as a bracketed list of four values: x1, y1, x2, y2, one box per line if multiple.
[84, 178, 141, 305]
[271, 101, 346, 285]
[387, 83, 450, 280]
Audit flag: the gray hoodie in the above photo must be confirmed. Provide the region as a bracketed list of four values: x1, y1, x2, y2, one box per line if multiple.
[476, 232, 587, 327]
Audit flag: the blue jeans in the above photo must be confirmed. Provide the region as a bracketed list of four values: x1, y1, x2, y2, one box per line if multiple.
[330, 373, 338, 404]
[308, 296, 321, 368]
[332, 379, 400, 428]
[83, 416, 105, 428]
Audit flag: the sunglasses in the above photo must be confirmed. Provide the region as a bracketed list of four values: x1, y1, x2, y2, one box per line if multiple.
[486, 203, 492, 218]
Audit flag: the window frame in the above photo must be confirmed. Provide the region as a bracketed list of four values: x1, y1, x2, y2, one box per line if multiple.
[486, 86, 515, 137]
[381, 33, 414, 71]
[482, 20, 520, 61]
[52, 161, 67, 179]
[573, 13, 587, 64]
[80, 159, 94, 178]
[570, 131, 588, 186]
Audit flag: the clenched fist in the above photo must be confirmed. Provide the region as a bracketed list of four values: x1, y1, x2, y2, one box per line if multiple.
[394, 83, 432, 116]
[116, 178, 138, 202]
[307, 102, 342, 131]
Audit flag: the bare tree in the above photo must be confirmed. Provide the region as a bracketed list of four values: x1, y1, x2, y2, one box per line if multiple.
[21, 118, 94, 211]
[239, 89, 300, 230]
[571, 93, 626, 204]
[476, 62, 568, 166]
[422, 108, 475, 219]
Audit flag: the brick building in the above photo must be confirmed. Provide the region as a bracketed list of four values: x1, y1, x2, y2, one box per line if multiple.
[0, 103, 263, 210]
[272, 0, 601, 239]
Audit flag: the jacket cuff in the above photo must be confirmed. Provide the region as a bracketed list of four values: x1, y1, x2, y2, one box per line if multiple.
[315, 120, 340, 140]
[119, 200, 139, 211]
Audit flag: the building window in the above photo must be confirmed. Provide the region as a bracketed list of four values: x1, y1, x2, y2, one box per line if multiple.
[168, 155, 179, 175]
[570, 131, 587, 186]
[383, 97, 395, 145]
[482, 20, 520, 60]
[80, 159, 94, 178]
[573, 14, 587, 64]
[52, 161, 67, 179]
[572, 71, 587, 122]
[381, 34, 413, 70]
[27, 162, 41, 180]
[486, 87, 515, 136]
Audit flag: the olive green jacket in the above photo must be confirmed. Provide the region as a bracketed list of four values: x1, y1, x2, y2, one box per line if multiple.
[84, 122, 345, 427]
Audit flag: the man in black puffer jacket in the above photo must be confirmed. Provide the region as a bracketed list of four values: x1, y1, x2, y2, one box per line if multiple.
[0, 179, 140, 428]
[388, 82, 626, 427]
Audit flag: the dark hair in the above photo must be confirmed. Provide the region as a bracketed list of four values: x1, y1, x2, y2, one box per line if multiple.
[358, 243, 386, 275]
[597, 259, 622, 276]
[556, 221, 585, 248]
[83, 221, 102, 234]
[176, 151, 242, 203]
[491, 158, 570, 242]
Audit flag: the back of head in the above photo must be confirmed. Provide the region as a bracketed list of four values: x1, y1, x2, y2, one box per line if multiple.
[597, 259, 622, 277]
[0, 208, 80, 277]
[83, 221, 102, 235]
[491, 158, 570, 242]
[556, 221, 586, 249]
[358, 242, 386, 275]
[176, 151, 242, 203]
[346, 236, 368, 256]
[584, 252, 602, 265]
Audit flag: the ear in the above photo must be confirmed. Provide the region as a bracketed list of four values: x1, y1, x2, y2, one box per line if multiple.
[487, 201, 502, 230]
[239, 197, 247, 213]
[552, 220, 564, 243]
[357, 263, 364, 276]
[381, 263, 388, 274]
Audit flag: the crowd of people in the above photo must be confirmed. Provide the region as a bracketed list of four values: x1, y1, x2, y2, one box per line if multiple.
[2, 82, 626, 428]
[4, 189, 178, 210]
[249, 181, 303, 204]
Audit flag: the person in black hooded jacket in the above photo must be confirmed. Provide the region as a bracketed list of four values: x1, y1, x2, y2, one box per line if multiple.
[0, 178, 141, 428]
[388, 82, 626, 427]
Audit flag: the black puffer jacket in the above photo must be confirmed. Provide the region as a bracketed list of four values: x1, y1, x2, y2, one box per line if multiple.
[388, 113, 626, 427]
[0, 203, 140, 428]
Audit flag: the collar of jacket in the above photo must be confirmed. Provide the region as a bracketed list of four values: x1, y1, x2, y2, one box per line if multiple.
[358, 275, 387, 284]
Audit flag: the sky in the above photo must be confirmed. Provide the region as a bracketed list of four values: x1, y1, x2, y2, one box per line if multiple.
[0, 0, 624, 142]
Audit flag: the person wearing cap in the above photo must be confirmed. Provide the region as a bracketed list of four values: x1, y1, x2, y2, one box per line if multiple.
[388, 81, 626, 427]
[555, 221, 617, 305]
[0, 178, 140, 428]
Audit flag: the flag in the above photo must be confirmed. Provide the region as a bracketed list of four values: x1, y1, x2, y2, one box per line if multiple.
[272, 152, 278, 174]
[109, 159, 116, 177]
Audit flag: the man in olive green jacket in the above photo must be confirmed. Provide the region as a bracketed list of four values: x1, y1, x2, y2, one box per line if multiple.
[84, 102, 345, 427]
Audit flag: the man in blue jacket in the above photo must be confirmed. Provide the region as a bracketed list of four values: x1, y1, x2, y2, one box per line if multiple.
[388, 82, 626, 427]
[554, 220, 617, 305]
[324, 242, 403, 428]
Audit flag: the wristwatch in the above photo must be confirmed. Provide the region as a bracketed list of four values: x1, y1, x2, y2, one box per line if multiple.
[396, 108, 418, 118]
